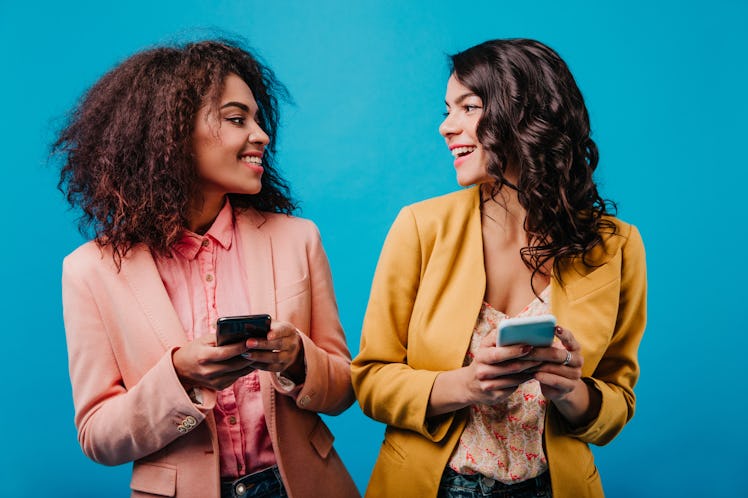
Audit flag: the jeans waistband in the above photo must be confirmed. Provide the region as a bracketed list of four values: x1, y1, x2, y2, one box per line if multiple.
[440, 466, 551, 496]
[221, 466, 284, 498]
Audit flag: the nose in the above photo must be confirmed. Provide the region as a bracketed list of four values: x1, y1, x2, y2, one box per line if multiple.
[439, 111, 459, 138]
[248, 122, 270, 146]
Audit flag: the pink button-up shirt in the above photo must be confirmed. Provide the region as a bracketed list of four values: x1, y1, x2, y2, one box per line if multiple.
[155, 201, 276, 478]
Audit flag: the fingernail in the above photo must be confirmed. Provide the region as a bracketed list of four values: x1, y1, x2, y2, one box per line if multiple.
[555, 326, 562, 336]
[522, 345, 533, 354]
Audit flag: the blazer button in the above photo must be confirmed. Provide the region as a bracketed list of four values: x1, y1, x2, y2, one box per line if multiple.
[299, 395, 311, 407]
[184, 416, 197, 428]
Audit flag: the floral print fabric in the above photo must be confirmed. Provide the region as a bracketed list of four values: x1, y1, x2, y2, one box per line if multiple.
[448, 287, 551, 484]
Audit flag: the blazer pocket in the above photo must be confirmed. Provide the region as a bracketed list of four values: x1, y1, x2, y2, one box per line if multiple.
[275, 275, 310, 303]
[379, 436, 406, 464]
[130, 462, 177, 497]
[309, 418, 334, 458]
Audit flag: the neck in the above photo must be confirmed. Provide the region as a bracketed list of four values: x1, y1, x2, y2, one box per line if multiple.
[188, 194, 227, 235]
[480, 183, 526, 230]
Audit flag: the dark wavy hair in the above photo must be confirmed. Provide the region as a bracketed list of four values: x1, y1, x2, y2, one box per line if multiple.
[54, 39, 295, 266]
[450, 38, 616, 286]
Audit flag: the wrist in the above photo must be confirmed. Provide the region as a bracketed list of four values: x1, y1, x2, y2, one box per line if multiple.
[554, 378, 599, 428]
[172, 347, 196, 391]
[282, 332, 306, 384]
[457, 366, 477, 406]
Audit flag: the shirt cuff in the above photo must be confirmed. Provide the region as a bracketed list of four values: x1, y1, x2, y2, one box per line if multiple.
[187, 386, 204, 405]
[275, 372, 298, 392]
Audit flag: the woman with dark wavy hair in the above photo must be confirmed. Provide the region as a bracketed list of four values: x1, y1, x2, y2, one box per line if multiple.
[352, 38, 646, 498]
[56, 39, 359, 498]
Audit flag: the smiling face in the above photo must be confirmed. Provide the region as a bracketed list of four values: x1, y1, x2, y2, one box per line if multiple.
[192, 73, 270, 206]
[439, 75, 491, 187]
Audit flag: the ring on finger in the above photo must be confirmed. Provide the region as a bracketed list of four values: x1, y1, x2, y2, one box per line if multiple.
[562, 350, 572, 366]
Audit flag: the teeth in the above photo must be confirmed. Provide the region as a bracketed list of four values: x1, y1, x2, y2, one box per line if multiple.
[451, 146, 476, 158]
[241, 155, 262, 165]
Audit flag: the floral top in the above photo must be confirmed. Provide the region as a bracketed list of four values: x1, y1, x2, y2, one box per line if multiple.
[448, 287, 551, 484]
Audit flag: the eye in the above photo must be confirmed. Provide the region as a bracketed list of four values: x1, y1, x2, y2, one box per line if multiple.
[226, 116, 246, 126]
[464, 105, 482, 113]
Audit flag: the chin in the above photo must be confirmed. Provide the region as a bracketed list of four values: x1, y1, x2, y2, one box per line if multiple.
[456, 174, 480, 187]
[238, 182, 263, 196]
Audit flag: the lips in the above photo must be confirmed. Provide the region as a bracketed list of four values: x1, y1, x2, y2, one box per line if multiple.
[450, 145, 477, 158]
[449, 144, 477, 167]
[239, 149, 264, 172]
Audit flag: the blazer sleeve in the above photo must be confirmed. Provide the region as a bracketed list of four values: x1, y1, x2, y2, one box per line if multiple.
[562, 224, 647, 445]
[351, 208, 450, 441]
[62, 254, 215, 466]
[274, 222, 355, 416]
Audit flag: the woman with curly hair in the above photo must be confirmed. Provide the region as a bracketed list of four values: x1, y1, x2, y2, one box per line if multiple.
[56, 39, 359, 498]
[352, 38, 646, 498]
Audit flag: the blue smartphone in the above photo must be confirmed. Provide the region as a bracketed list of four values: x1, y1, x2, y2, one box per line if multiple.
[497, 314, 556, 347]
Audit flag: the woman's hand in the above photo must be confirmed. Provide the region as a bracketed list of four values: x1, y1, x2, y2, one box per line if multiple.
[172, 334, 257, 391]
[243, 320, 306, 384]
[464, 332, 540, 404]
[427, 332, 539, 417]
[525, 326, 601, 427]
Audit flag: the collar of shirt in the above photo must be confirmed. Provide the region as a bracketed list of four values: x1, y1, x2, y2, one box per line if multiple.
[172, 200, 235, 260]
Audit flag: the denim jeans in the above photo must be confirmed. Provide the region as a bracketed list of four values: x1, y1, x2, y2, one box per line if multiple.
[221, 465, 286, 498]
[437, 467, 552, 498]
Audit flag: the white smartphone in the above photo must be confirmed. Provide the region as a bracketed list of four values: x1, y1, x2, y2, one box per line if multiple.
[497, 314, 557, 347]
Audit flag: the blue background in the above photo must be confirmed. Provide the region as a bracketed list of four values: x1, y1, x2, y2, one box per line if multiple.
[1, 0, 746, 496]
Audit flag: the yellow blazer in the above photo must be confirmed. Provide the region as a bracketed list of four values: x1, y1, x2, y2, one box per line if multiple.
[351, 186, 646, 498]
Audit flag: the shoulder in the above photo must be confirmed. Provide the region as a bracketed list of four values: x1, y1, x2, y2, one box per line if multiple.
[584, 216, 645, 267]
[381, 188, 480, 258]
[392, 187, 479, 235]
[405, 187, 478, 220]
[62, 240, 154, 280]
[601, 216, 644, 252]
[236, 209, 321, 242]
[63, 241, 110, 274]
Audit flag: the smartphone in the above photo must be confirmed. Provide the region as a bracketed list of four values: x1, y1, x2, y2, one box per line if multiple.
[216, 314, 272, 346]
[497, 314, 556, 347]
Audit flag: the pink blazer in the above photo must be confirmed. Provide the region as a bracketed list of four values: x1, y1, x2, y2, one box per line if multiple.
[62, 209, 360, 498]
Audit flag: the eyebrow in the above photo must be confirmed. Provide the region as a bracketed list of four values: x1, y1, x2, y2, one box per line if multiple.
[220, 101, 250, 112]
[445, 92, 479, 107]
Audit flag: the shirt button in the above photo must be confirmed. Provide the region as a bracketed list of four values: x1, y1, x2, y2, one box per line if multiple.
[205, 274, 214, 282]
[201, 239, 209, 247]
[229, 416, 237, 425]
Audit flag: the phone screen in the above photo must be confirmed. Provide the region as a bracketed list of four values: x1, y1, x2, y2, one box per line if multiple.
[216, 314, 272, 346]
[497, 315, 556, 347]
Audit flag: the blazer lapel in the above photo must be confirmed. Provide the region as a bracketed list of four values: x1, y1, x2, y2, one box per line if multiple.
[235, 210, 280, 445]
[234, 209, 276, 318]
[551, 243, 623, 374]
[121, 245, 187, 350]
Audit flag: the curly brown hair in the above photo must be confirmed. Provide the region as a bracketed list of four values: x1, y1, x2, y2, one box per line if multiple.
[54, 39, 295, 266]
[449, 39, 617, 288]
